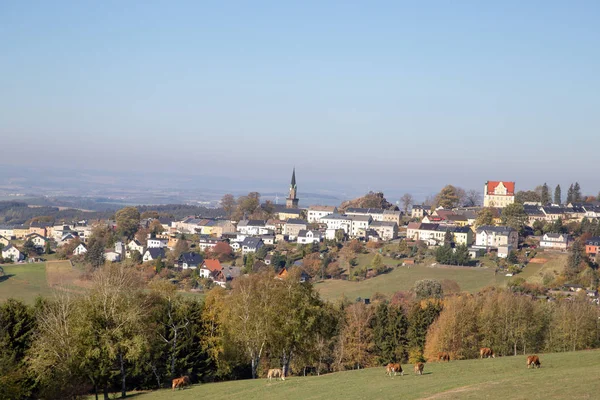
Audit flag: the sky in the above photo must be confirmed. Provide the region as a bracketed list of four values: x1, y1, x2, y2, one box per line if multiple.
[1, 1, 599, 199]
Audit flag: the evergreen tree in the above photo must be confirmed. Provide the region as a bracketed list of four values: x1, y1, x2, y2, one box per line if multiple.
[566, 184, 574, 204]
[435, 244, 453, 265]
[540, 183, 550, 204]
[408, 300, 443, 352]
[85, 239, 105, 268]
[565, 239, 587, 280]
[21, 239, 37, 257]
[44, 241, 52, 255]
[454, 244, 471, 266]
[443, 230, 454, 245]
[554, 184, 562, 204]
[573, 182, 582, 202]
[371, 303, 409, 364]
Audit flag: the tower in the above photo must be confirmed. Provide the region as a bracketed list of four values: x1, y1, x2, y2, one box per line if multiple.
[286, 168, 299, 208]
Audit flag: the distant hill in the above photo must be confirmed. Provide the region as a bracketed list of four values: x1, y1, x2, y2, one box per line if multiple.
[339, 191, 398, 211]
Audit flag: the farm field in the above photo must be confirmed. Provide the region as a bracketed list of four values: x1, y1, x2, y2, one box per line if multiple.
[119, 349, 600, 400]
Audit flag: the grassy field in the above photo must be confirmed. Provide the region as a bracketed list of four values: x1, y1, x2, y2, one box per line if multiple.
[0, 262, 54, 304]
[316, 263, 510, 301]
[122, 350, 600, 400]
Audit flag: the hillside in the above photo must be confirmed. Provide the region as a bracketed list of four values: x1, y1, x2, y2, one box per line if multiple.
[119, 350, 600, 400]
[339, 191, 398, 212]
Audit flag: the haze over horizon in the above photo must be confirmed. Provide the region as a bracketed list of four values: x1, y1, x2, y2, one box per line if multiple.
[2, 1, 599, 198]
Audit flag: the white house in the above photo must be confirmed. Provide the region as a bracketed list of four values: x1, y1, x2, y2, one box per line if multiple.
[307, 206, 338, 223]
[0, 226, 15, 239]
[104, 251, 121, 262]
[483, 181, 515, 208]
[320, 214, 352, 235]
[297, 230, 323, 245]
[177, 252, 203, 269]
[369, 221, 398, 241]
[475, 226, 518, 249]
[147, 237, 168, 249]
[349, 215, 372, 238]
[540, 233, 570, 250]
[2, 244, 23, 262]
[127, 240, 145, 254]
[143, 248, 165, 262]
[346, 207, 385, 222]
[241, 237, 263, 254]
[26, 233, 48, 249]
[283, 219, 308, 240]
[198, 259, 222, 278]
[73, 244, 88, 256]
[57, 233, 78, 247]
[236, 220, 269, 236]
[0, 235, 10, 247]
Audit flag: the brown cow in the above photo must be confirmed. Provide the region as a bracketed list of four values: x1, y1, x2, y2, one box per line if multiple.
[172, 376, 190, 390]
[267, 368, 284, 381]
[414, 362, 424, 375]
[437, 352, 450, 362]
[527, 355, 541, 369]
[479, 347, 495, 359]
[385, 363, 403, 376]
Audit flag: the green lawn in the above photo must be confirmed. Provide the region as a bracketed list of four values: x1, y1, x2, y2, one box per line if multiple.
[0, 262, 53, 304]
[316, 262, 509, 301]
[125, 350, 600, 400]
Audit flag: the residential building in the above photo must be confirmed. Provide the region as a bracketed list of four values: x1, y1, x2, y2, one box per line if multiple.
[369, 221, 398, 241]
[177, 252, 203, 269]
[142, 248, 165, 262]
[2, 244, 23, 262]
[277, 208, 303, 221]
[411, 205, 428, 219]
[237, 220, 269, 236]
[475, 225, 518, 249]
[0, 235, 10, 247]
[199, 259, 222, 278]
[13, 226, 29, 239]
[346, 207, 385, 222]
[320, 214, 352, 234]
[127, 240, 145, 254]
[483, 181, 515, 208]
[297, 230, 323, 245]
[541, 206, 567, 222]
[147, 237, 168, 249]
[28, 222, 50, 237]
[104, 251, 121, 262]
[349, 215, 372, 238]
[307, 205, 338, 223]
[241, 237, 264, 254]
[283, 218, 308, 240]
[57, 233, 78, 247]
[211, 220, 236, 238]
[198, 237, 227, 251]
[585, 237, 600, 262]
[382, 210, 402, 225]
[286, 168, 299, 208]
[0, 226, 15, 238]
[540, 233, 570, 250]
[25, 233, 47, 249]
[73, 244, 88, 256]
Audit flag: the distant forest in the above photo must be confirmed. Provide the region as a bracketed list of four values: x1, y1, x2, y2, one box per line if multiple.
[0, 201, 224, 225]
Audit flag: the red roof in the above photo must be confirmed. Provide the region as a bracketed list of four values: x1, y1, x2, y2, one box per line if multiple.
[486, 181, 515, 195]
[203, 259, 222, 272]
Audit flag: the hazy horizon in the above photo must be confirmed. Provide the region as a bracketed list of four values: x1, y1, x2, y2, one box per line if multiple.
[2, 1, 599, 199]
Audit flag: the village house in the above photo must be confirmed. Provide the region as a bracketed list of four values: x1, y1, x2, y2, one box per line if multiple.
[0, 226, 15, 239]
[411, 205, 428, 219]
[199, 258, 222, 278]
[540, 233, 570, 250]
[346, 207, 385, 222]
[73, 243, 88, 256]
[72, 225, 93, 242]
[524, 205, 546, 226]
[241, 237, 264, 254]
[0, 235, 10, 247]
[147, 237, 168, 249]
[236, 220, 269, 236]
[475, 225, 518, 251]
[25, 233, 48, 249]
[483, 181, 515, 208]
[211, 220, 236, 238]
[320, 213, 352, 235]
[297, 230, 323, 245]
[177, 252, 203, 269]
[585, 237, 600, 262]
[307, 205, 338, 223]
[13, 226, 30, 240]
[198, 237, 228, 252]
[277, 208, 303, 221]
[283, 218, 308, 240]
[230, 242, 241, 252]
[173, 217, 204, 234]
[541, 206, 568, 222]
[259, 234, 275, 245]
[28, 222, 50, 237]
[349, 215, 372, 238]
[127, 239, 145, 254]
[57, 233, 78, 247]
[142, 248, 165, 262]
[104, 251, 121, 262]
[51, 225, 74, 241]
[369, 221, 398, 241]
[2, 244, 23, 262]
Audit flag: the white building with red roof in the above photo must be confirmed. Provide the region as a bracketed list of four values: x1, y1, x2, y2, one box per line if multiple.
[483, 181, 515, 208]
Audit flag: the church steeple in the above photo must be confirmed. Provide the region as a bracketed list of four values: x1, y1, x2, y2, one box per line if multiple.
[286, 167, 299, 208]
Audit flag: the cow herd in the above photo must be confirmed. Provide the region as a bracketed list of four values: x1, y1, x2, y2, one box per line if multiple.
[169, 348, 542, 391]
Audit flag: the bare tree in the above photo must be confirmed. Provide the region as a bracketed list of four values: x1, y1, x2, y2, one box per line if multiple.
[400, 193, 414, 215]
[464, 189, 482, 207]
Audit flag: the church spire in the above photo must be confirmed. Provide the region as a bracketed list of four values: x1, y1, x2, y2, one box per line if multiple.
[290, 167, 296, 188]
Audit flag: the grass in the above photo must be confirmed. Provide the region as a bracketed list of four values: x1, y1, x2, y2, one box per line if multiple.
[316, 261, 509, 301]
[0, 262, 54, 304]
[518, 253, 567, 284]
[123, 349, 600, 400]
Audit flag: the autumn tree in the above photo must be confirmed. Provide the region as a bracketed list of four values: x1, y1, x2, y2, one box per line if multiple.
[220, 194, 236, 218]
[474, 207, 495, 227]
[501, 203, 528, 233]
[413, 279, 443, 300]
[115, 207, 141, 239]
[209, 242, 234, 261]
[336, 302, 375, 370]
[435, 185, 461, 209]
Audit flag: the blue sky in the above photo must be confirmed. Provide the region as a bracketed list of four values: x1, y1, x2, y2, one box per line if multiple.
[1, 1, 599, 198]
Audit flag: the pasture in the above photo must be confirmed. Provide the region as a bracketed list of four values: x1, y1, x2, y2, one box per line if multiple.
[316, 262, 509, 301]
[0, 260, 85, 304]
[122, 349, 600, 400]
